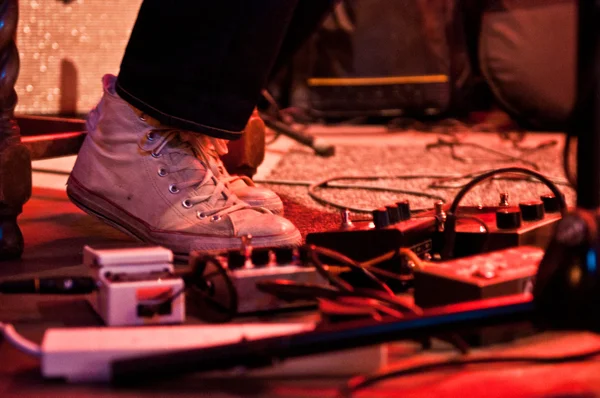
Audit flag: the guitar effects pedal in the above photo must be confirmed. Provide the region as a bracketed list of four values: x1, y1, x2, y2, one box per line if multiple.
[442, 193, 562, 258]
[413, 245, 543, 308]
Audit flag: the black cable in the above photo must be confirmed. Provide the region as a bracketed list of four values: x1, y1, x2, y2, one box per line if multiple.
[455, 215, 490, 253]
[306, 245, 394, 296]
[111, 295, 534, 384]
[456, 215, 489, 234]
[428, 171, 571, 190]
[257, 172, 570, 191]
[340, 346, 600, 397]
[0, 276, 97, 295]
[515, 139, 559, 154]
[427, 138, 542, 171]
[307, 175, 447, 213]
[257, 167, 570, 215]
[496, 130, 559, 155]
[447, 167, 567, 216]
[183, 253, 239, 323]
[305, 245, 423, 316]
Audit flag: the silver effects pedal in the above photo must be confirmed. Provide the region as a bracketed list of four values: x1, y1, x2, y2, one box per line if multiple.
[187, 236, 326, 322]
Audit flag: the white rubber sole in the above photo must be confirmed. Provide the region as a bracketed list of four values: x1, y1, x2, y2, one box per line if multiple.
[66, 178, 301, 257]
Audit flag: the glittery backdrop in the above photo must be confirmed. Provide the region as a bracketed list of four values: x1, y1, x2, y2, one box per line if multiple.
[15, 0, 142, 115]
[261, 137, 575, 219]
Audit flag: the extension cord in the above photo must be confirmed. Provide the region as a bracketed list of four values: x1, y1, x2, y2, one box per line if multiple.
[40, 323, 386, 382]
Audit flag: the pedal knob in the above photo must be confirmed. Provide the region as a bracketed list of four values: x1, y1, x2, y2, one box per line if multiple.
[519, 200, 545, 221]
[496, 207, 522, 229]
[396, 200, 411, 221]
[372, 208, 390, 228]
[274, 247, 295, 265]
[251, 248, 271, 267]
[540, 194, 560, 213]
[385, 204, 401, 224]
[227, 250, 246, 270]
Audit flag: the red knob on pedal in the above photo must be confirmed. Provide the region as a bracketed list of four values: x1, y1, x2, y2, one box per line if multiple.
[519, 200, 545, 221]
[385, 204, 401, 224]
[251, 248, 271, 267]
[227, 251, 246, 269]
[274, 247, 295, 265]
[540, 194, 560, 213]
[496, 207, 522, 229]
[372, 208, 391, 228]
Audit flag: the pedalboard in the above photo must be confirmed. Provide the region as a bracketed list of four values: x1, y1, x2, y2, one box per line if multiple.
[413, 246, 543, 308]
[306, 193, 562, 269]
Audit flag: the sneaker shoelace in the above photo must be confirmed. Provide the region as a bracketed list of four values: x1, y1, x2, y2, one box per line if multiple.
[216, 163, 255, 189]
[151, 130, 264, 219]
[191, 135, 256, 189]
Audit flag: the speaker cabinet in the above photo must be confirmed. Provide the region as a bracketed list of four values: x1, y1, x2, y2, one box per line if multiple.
[16, 0, 142, 115]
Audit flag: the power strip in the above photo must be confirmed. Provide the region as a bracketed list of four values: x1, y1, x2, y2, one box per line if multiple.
[41, 323, 386, 382]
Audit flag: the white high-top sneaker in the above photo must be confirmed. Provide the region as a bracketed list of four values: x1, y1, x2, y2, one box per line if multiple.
[66, 75, 301, 254]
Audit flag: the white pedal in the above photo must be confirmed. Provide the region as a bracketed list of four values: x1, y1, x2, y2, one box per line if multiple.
[84, 245, 185, 327]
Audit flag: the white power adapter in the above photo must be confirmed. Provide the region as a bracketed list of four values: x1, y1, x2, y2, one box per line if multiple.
[83, 245, 185, 326]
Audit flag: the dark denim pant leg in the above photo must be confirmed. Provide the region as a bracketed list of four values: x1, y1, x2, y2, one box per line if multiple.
[269, 0, 340, 80]
[116, 1, 299, 140]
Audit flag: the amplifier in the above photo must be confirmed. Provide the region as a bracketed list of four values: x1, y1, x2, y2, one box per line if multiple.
[308, 74, 450, 118]
[299, 0, 466, 117]
[15, 0, 141, 115]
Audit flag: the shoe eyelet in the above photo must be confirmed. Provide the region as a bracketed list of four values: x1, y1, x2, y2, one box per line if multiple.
[146, 131, 155, 141]
[158, 167, 167, 177]
[210, 215, 221, 222]
[169, 184, 180, 194]
[151, 151, 162, 158]
[197, 211, 207, 219]
[182, 199, 193, 208]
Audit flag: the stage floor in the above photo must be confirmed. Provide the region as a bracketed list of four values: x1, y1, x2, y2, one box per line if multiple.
[3, 125, 600, 397]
